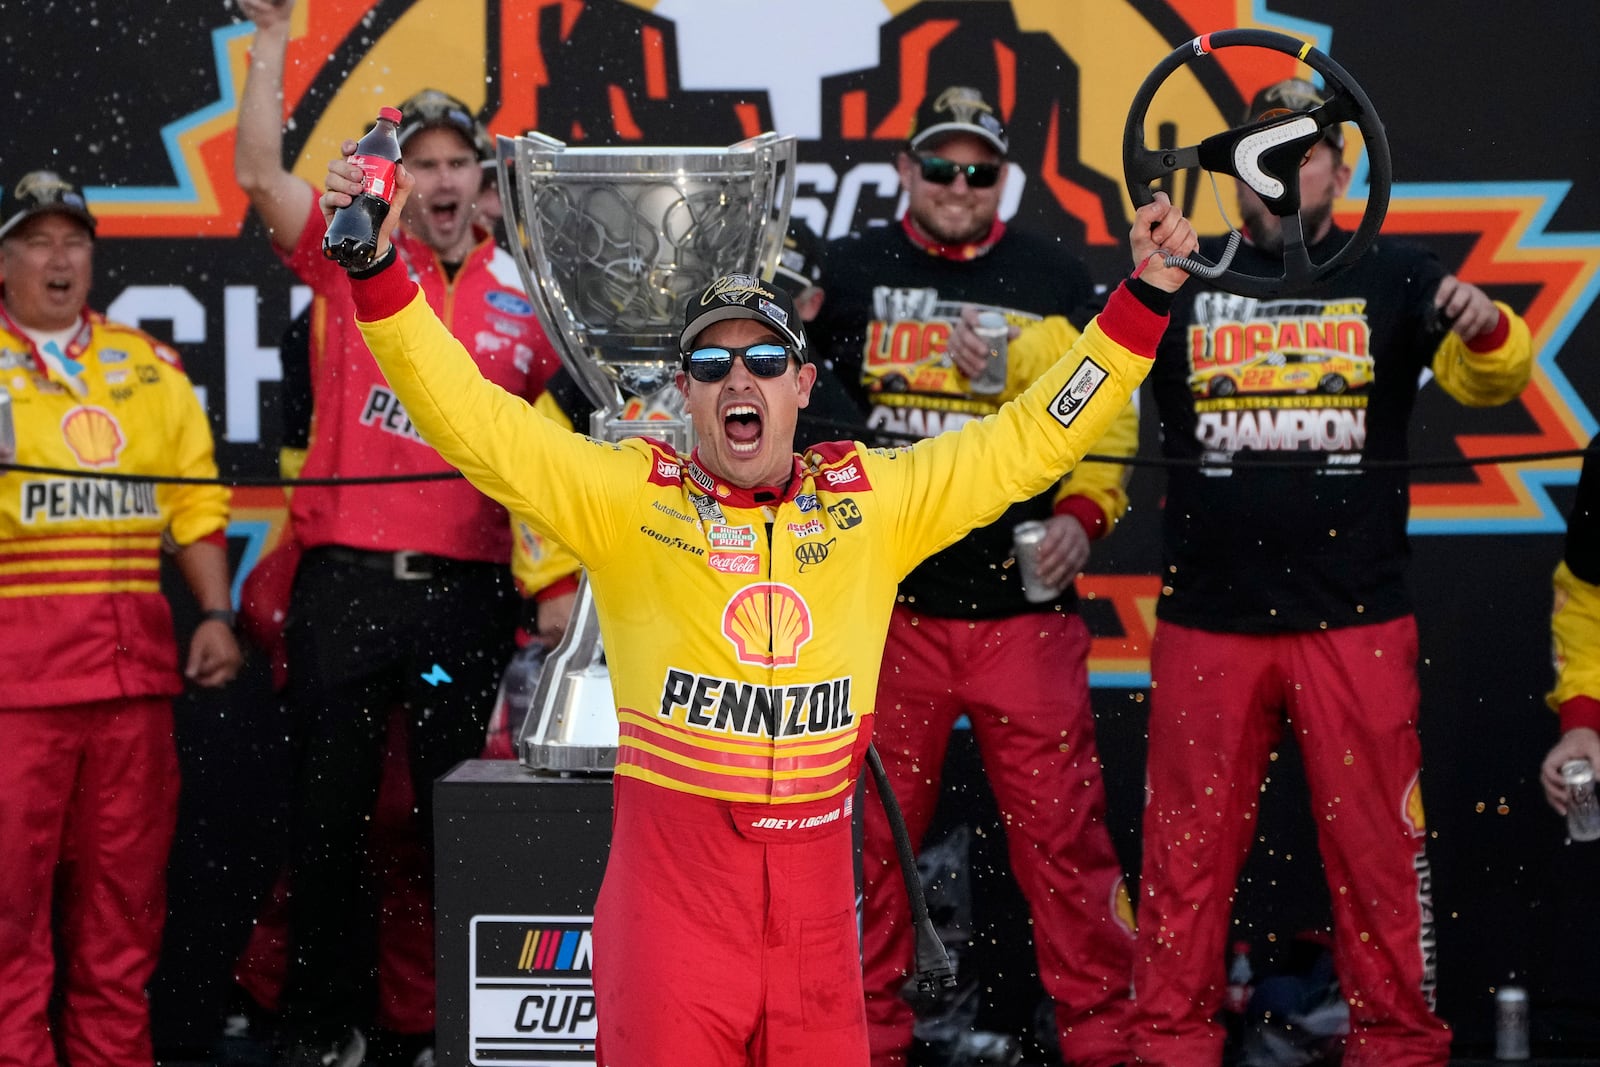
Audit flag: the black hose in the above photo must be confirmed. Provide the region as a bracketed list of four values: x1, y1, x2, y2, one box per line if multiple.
[865, 743, 956, 994]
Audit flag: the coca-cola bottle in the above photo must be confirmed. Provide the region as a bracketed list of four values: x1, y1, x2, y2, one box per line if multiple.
[322, 105, 403, 270]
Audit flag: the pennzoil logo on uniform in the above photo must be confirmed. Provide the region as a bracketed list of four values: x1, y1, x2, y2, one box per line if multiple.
[21, 478, 158, 523]
[1050, 358, 1109, 428]
[722, 582, 812, 666]
[359, 385, 425, 443]
[659, 667, 854, 737]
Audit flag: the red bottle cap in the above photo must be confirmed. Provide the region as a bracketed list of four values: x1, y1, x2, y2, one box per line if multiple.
[378, 106, 403, 124]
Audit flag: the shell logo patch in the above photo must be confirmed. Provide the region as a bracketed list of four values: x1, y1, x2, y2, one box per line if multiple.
[61, 405, 126, 468]
[722, 583, 813, 667]
[1402, 771, 1427, 838]
[1111, 876, 1137, 938]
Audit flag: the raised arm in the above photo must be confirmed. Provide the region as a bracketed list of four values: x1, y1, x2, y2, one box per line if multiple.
[234, 0, 314, 253]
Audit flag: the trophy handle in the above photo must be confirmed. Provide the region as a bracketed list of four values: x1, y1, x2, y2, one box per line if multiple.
[733, 131, 798, 284]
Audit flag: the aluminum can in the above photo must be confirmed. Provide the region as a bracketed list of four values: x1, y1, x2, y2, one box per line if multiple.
[1561, 758, 1600, 842]
[968, 310, 1009, 395]
[0, 390, 13, 464]
[1012, 520, 1060, 604]
[1494, 985, 1530, 1060]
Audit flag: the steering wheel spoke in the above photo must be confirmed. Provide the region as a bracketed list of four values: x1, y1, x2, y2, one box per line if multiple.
[1121, 28, 1391, 298]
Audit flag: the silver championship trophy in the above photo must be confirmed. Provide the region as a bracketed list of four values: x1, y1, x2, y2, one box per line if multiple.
[499, 130, 796, 773]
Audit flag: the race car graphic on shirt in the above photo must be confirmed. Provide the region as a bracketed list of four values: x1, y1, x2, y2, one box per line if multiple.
[1188, 348, 1376, 399]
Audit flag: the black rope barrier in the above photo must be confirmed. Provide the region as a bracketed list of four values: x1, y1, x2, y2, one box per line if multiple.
[0, 444, 1588, 488]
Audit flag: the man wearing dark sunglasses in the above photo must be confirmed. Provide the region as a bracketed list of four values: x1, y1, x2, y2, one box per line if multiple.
[813, 84, 1140, 1067]
[322, 146, 1196, 1066]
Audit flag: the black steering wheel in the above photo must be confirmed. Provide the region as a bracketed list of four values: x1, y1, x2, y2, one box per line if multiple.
[1123, 29, 1391, 298]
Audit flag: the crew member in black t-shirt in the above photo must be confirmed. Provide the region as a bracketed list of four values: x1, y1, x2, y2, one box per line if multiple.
[1128, 78, 1532, 1067]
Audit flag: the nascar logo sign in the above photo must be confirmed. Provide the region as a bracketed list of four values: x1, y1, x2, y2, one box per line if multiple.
[470, 916, 597, 1064]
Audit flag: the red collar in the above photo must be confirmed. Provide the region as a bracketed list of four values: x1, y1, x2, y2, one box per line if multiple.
[0, 295, 96, 373]
[900, 214, 1005, 261]
[686, 450, 806, 509]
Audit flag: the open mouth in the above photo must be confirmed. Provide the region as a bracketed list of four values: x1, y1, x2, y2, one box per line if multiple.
[723, 403, 764, 456]
[428, 198, 462, 229]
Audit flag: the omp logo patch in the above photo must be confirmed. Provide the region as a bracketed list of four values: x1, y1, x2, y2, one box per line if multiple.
[1049, 358, 1109, 428]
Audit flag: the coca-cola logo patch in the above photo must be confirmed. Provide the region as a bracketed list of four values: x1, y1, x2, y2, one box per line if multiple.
[708, 551, 760, 575]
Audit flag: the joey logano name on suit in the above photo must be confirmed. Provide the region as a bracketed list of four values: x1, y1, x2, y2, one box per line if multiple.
[658, 668, 854, 737]
[21, 478, 159, 523]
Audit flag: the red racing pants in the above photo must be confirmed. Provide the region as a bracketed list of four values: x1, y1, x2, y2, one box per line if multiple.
[592, 779, 868, 1067]
[0, 698, 180, 1067]
[1132, 617, 1449, 1067]
[861, 607, 1135, 1067]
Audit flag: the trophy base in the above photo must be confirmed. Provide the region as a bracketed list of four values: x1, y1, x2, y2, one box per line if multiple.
[518, 661, 620, 776]
[521, 743, 619, 776]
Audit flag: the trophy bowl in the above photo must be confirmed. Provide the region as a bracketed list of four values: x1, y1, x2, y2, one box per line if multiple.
[497, 131, 796, 774]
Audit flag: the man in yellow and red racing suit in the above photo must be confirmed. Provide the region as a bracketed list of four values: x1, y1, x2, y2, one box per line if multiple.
[1541, 433, 1600, 810]
[327, 154, 1196, 1065]
[0, 171, 240, 1067]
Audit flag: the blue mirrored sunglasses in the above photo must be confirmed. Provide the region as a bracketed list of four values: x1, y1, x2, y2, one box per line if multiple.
[683, 343, 796, 383]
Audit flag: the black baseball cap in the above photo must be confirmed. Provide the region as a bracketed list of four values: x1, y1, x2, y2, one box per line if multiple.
[396, 89, 493, 161]
[0, 170, 96, 241]
[680, 273, 809, 360]
[1245, 78, 1345, 151]
[907, 86, 1008, 155]
[772, 222, 824, 297]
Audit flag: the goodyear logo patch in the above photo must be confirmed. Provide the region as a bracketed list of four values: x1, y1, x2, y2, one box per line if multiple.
[470, 916, 596, 1065]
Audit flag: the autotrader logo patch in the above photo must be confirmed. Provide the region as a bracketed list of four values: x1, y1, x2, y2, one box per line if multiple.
[1049, 358, 1109, 428]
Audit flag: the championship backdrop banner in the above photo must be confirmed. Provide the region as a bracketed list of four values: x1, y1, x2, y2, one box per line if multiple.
[4, 0, 1595, 687]
[7, 0, 1600, 1049]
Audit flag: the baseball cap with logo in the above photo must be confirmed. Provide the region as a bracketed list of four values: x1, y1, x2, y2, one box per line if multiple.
[772, 223, 824, 298]
[680, 273, 809, 360]
[1245, 78, 1345, 151]
[907, 86, 1009, 155]
[396, 89, 493, 161]
[0, 171, 97, 241]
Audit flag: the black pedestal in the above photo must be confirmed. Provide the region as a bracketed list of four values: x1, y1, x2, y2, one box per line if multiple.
[435, 760, 613, 1067]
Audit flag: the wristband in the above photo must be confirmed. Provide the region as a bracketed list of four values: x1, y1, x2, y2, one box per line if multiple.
[349, 243, 398, 279]
[200, 608, 238, 628]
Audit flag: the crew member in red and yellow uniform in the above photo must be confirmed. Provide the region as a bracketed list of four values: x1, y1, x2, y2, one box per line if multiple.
[0, 171, 240, 1067]
[1541, 434, 1600, 809]
[235, 4, 561, 1060]
[323, 154, 1197, 1066]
